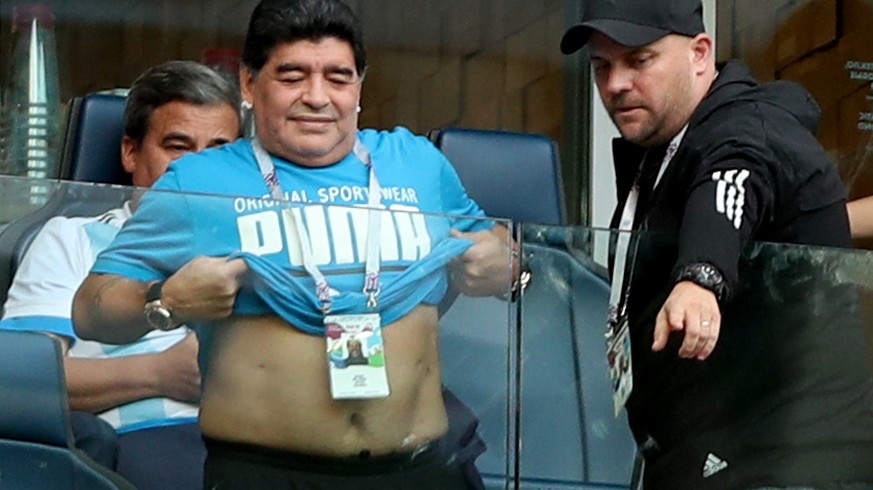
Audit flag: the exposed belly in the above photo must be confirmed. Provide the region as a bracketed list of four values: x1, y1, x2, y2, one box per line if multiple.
[199, 304, 447, 456]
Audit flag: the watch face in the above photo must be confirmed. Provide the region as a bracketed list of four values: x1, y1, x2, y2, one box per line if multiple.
[145, 302, 173, 331]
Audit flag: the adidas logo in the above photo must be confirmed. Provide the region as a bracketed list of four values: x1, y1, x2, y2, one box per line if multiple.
[702, 452, 728, 478]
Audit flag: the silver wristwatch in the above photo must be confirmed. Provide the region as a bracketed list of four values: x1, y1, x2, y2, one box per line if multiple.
[144, 280, 176, 331]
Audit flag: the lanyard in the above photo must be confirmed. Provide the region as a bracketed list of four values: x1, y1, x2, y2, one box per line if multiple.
[251, 136, 384, 313]
[608, 126, 687, 334]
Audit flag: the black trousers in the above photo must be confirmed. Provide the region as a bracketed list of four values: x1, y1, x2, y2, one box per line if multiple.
[117, 422, 205, 490]
[70, 411, 118, 470]
[203, 436, 471, 490]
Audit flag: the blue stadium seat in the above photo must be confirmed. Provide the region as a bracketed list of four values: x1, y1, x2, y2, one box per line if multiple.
[58, 93, 130, 185]
[0, 92, 130, 308]
[0, 93, 132, 488]
[429, 127, 566, 227]
[431, 127, 634, 489]
[0, 330, 135, 489]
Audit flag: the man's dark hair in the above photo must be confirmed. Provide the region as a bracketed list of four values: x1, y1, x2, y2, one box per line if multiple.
[124, 60, 241, 144]
[242, 0, 366, 77]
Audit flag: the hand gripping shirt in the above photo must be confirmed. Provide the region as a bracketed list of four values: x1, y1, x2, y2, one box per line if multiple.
[91, 127, 492, 334]
[0, 204, 198, 433]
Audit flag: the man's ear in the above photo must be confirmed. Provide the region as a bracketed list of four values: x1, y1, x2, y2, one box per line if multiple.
[121, 135, 138, 175]
[690, 33, 714, 71]
[240, 66, 255, 106]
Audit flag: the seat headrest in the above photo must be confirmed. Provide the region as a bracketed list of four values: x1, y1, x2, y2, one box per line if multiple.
[59, 93, 131, 186]
[430, 127, 567, 226]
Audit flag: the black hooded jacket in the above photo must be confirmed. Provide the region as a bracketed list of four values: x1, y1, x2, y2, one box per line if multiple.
[612, 60, 849, 285]
[611, 61, 873, 489]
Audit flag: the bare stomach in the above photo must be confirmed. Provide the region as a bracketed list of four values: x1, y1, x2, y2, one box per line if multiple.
[198, 305, 448, 457]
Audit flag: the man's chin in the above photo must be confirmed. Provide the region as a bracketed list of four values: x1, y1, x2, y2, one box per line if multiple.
[284, 141, 346, 167]
[612, 115, 647, 140]
[617, 126, 651, 146]
[290, 133, 333, 151]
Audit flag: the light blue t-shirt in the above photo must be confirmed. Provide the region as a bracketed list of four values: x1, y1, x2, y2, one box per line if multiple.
[92, 127, 491, 334]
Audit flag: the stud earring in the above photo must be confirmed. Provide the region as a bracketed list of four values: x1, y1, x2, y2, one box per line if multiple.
[356, 105, 362, 113]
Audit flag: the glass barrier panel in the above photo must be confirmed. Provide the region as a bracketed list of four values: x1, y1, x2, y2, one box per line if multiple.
[517, 224, 636, 489]
[520, 223, 873, 489]
[0, 176, 515, 489]
[0, 175, 64, 227]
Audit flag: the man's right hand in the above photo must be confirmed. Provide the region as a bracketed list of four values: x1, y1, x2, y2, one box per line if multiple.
[653, 281, 721, 360]
[161, 257, 248, 324]
[153, 332, 201, 403]
[65, 331, 202, 412]
[74, 257, 249, 344]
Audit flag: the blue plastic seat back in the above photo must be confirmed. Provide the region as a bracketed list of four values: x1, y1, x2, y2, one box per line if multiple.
[0, 92, 131, 309]
[0, 330, 71, 446]
[0, 330, 135, 489]
[430, 126, 568, 318]
[58, 93, 130, 185]
[429, 127, 567, 226]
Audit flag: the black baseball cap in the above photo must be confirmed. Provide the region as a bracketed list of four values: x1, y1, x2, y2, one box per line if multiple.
[560, 0, 705, 54]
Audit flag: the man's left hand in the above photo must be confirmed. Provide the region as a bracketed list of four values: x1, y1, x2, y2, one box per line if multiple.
[449, 228, 513, 297]
[653, 281, 721, 360]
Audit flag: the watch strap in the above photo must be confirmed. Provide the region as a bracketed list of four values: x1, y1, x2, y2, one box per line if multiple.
[144, 280, 176, 331]
[674, 262, 728, 301]
[146, 280, 164, 303]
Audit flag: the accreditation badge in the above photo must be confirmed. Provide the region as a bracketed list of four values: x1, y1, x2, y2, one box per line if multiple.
[325, 313, 390, 399]
[606, 307, 633, 416]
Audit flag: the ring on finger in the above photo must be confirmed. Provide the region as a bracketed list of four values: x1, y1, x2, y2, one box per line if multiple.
[700, 319, 712, 327]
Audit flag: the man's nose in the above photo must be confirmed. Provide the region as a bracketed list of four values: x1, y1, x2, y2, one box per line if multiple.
[301, 77, 330, 108]
[604, 66, 634, 96]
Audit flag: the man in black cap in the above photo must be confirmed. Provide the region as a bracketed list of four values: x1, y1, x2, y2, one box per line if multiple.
[562, 0, 873, 489]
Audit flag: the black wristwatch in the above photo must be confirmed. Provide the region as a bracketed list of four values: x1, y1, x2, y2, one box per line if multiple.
[143, 280, 176, 331]
[674, 262, 728, 301]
